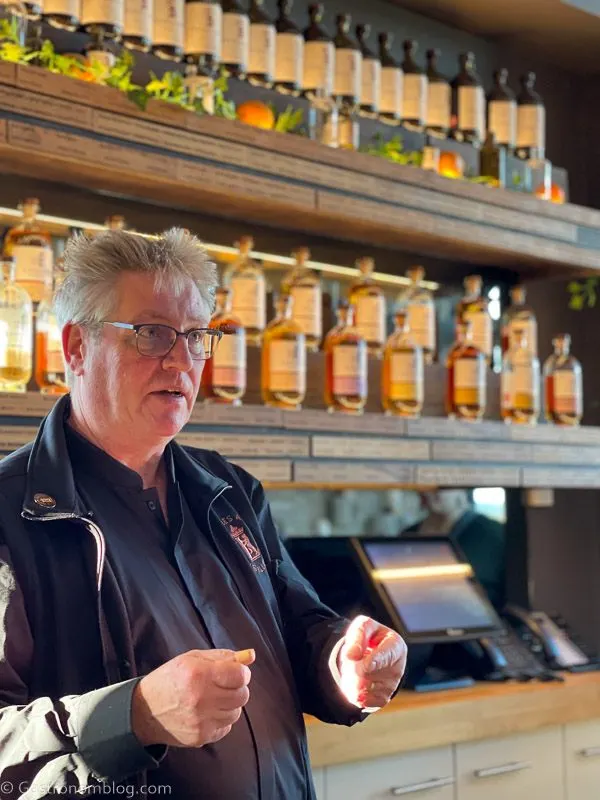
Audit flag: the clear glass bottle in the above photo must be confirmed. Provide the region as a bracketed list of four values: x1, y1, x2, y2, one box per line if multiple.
[3, 198, 53, 304]
[43, 0, 80, 31]
[203, 286, 246, 405]
[35, 265, 68, 396]
[356, 23, 380, 119]
[487, 67, 516, 152]
[105, 214, 126, 230]
[153, 0, 184, 61]
[0, 258, 33, 394]
[382, 309, 424, 418]
[221, 0, 248, 79]
[302, 3, 334, 106]
[282, 247, 322, 352]
[501, 284, 537, 356]
[324, 303, 367, 414]
[247, 0, 275, 87]
[516, 72, 545, 161]
[80, 0, 123, 39]
[456, 274, 492, 365]
[446, 319, 486, 421]
[451, 52, 485, 145]
[123, 0, 152, 51]
[184, 0, 222, 82]
[227, 235, 266, 346]
[401, 39, 426, 132]
[378, 31, 403, 124]
[501, 329, 539, 425]
[397, 266, 436, 365]
[348, 256, 386, 357]
[425, 48, 450, 138]
[480, 131, 507, 188]
[274, 0, 303, 95]
[261, 293, 306, 410]
[543, 333, 583, 426]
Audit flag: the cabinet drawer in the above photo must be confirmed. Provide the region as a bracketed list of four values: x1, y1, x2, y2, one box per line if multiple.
[456, 726, 563, 800]
[565, 719, 600, 799]
[312, 768, 325, 800]
[326, 746, 454, 800]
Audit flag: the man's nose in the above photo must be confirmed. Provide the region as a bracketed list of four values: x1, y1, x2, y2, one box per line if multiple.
[164, 334, 194, 370]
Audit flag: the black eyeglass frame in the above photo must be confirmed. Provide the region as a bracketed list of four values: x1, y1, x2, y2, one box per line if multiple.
[102, 322, 223, 360]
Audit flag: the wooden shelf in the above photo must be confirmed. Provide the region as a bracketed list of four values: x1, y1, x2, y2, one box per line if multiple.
[2, 63, 600, 274]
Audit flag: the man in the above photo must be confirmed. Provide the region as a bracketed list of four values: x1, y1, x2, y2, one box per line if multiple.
[0, 228, 406, 799]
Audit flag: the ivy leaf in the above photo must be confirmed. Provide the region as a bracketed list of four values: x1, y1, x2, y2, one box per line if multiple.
[567, 281, 583, 294]
[569, 294, 585, 311]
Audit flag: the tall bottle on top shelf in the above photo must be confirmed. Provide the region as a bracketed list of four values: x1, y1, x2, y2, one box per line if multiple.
[397, 266, 436, 364]
[487, 68, 516, 152]
[382, 309, 424, 418]
[153, 0, 183, 60]
[0, 257, 33, 394]
[401, 39, 426, 132]
[543, 333, 583, 426]
[302, 3, 334, 105]
[203, 286, 246, 405]
[282, 247, 322, 352]
[227, 235, 266, 346]
[324, 303, 367, 414]
[35, 266, 68, 396]
[456, 274, 492, 364]
[3, 198, 53, 304]
[80, 0, 123, 39]
[356, 23, 380, 118]
[274, 0, 303, 95]
[480, 131, 506, 188]
[516, 72, 545, 161]
[333, 13, 360, 148]
[349, 256, 386, 357]
[42, 0, 80, 31]
[501, 285, 537, 355]
[248, 0, 276, 87]
[452, 52, 485, 145]
[446, 319, 486, 421]
[501, 328, 539, 425]
[220, 0, 248, 79]
[105, 214, 126, 230]
[261, 293, 306, 410]
[123, 0, 152, 51]
[184, 0, 222, 81]
[378, 32, 403, 124]
[425, 48, 450, 138]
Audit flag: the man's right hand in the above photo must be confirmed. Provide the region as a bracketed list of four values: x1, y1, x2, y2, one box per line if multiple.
[131, 648, 254, 748]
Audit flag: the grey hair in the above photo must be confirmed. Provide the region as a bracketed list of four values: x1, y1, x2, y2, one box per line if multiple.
[54, 227, 217, 328]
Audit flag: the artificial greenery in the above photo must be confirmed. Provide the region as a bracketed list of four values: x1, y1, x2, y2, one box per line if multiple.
[360, 134, 422, 166]
[567, 279, 598, 310]
[274, 105, 304, 134]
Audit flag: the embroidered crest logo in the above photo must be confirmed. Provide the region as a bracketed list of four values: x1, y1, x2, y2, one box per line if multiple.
[222, 515, 267, 573]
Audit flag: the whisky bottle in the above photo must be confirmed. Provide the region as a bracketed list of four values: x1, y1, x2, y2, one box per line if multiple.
[184, 0, 222, 77]
[456, 275, 492, 364]
[401, 39, 426, 132]
[153, 0, 184, 60]
[105, 214, 126, 230]
[349, 256, 386, 357]
[228, 235, 266, 346]
[248, 0, 276, 87]
[261, 293, 306, 410]
[203, 286, 246, 405]
[452, 52, 485, 145]
[80, 0, 124, 39]
[356, 23, 380, 118]
[480, 131, 507, 188]
[3, 198, 53, 304]
[333, 14, 361, 112]
[0, 258, 33, 394]
[221, 0, 248, 79]
[43, 0, 80, 31]
[35, 269, 68, 396]
[274, 0, 303, 95]
[425, 48, 450, 138]
[501, 329, 539, 425]
[123, 0, 152, 51]
[543, 333, 583, 426]
[324, 303, 367, 414]
[302, 3, 335, 105]
[378, 31, 403, 124]
[501, 284, 537, 356]
[397, 266, 436, 364]
[382, 309, 424, 418]
[516, 72, 545, 161]
[446, 320, 486, 421]
[282, 246, 322, 352]
[487, 68, 516, 152]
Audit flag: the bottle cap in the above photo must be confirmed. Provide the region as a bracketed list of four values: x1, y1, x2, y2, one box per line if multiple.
[356, 23, 370, 43]
[407, 266, 425, 283]
[293, 246, 311, 264]
[510, 285, 526, 304]
[378, 31, 393, 48]
[464, 274, 482, 293]
[308, 3, 324, 21]
[357, 256, 375, 275]
[494, 67, 509, 85]
[336, 13, 351, 33]
[237, 235, 254, 253]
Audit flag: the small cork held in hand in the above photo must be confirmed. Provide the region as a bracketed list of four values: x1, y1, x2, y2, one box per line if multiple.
[234, 649, 256, 666]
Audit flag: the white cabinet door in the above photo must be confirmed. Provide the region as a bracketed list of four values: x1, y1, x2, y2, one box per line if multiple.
[565, 719, 600, 799]
[312, 768, 326, 800]
[326, 746, 455, 800]
[455, 726, 563, 800]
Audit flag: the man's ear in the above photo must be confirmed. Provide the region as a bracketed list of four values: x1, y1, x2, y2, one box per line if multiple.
[63, 322, 87, 377]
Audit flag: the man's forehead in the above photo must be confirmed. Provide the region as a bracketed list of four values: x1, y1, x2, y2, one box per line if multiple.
[113, 272, 208, 319]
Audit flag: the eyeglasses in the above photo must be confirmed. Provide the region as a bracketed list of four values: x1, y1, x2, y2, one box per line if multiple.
[103, 322, 222, 360]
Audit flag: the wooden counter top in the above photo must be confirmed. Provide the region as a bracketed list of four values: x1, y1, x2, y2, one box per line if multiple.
[306, 673, 600, 767]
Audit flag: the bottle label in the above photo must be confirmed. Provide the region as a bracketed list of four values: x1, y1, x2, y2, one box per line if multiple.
[502, 363, 539, 409]
[390, 351, 422, 400]
[403, 73, 427, 122]
[275, 31, 303, 85]
[303, 40, 334, 95]
[355, 294, 385, 344]
[249, 22, 275, 77]
[212, 330, 246, 388]
[46, 323, 65, 375]
[154, 0, 183, 48]
[13, 245, 53, 288]
[321, 107, 338, 146]
[290, 284, 322, 339]
[455, 357, 484, 390]
[554, 370, 582, 413]
[517, 104, 545, 150]
[427, 81, 450, 129]
[231, 275, 266, 331]
[507, 319, 537, 355]
[407, 303, 435, 352]
[268, 339, 306, 393]
[334, 48, 361, 100]
[380, 66, 403, 115]
[489, 99, 516, 147]
[1, 307, 32, 352]
[338, 114, 357, 149]
[185, 2, 222, 58]
[332, 344, 367, 396]
[458, 84, 485, 137]
[360, 58, 380, 109]
[222, 12, 249, 67]
[464, 309, 492, 357]
[44, 0, 80, 17]
[81, 0, 124, 26]
[124, 0, 151, 38]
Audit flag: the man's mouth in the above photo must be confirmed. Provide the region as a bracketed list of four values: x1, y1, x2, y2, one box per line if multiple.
[155, 389, 185, 398]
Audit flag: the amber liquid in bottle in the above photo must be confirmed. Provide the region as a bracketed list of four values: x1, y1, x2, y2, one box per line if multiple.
[3, 198, 53, 304]
[324, 304, 368, 414]
[348, 256, 386, 357]
[501, 284, 537, 356]
[261, 293, 306, 410]
[446, 320, 486, 421]
[501, 329, 539, 425]
[228, 235, 266, 347]
[0, 257, 33, 393]
[543, 333, 583, 426]
[455, 274, 492, 364]
[35, 267, 68, 396]
[282, 246, 322, 352]
[398, 265, 436, 365]
[203, 287, 246, 405]
[382, 310, 424, 418]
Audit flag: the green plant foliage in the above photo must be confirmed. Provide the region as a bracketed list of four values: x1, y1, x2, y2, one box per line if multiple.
[567, 278, 598, 310]
[360, 134, 422, 166]
[274, 105, 303, 133]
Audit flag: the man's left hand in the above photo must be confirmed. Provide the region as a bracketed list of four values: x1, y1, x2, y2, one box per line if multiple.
[338, 615, 407, 710]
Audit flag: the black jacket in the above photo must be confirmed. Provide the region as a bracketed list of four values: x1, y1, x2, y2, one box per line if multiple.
[0, 397, 364, 799]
